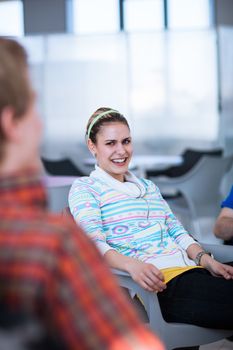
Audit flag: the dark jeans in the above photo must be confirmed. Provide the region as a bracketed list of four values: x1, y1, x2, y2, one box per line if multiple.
[157, 262, 233, 330]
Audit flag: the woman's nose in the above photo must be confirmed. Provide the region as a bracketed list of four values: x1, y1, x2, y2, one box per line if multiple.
[115, 143, 126, 154]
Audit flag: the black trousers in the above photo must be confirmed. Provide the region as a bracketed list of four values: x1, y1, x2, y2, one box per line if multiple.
[157, 262, 233, 330]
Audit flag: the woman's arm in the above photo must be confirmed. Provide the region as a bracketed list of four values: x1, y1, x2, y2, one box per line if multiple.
[152, 182, 233, 280]
[105, 249, 166, 292]
[214, 207, 233, 240]
[68, 179, 112, 254]
[186, 242, 207, 261]
[69, 179, 166, 292]
[186, 243, 233, 279]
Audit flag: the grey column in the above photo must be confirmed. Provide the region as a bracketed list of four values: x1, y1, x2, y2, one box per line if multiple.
[215, 0, 233, 26]
[23, 0, 67, 34]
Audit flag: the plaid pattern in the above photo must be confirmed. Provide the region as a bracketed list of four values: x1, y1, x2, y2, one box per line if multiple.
[0, 172, 163, 350]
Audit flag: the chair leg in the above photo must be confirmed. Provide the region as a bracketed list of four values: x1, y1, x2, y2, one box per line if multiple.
[121, 288, 149, 323]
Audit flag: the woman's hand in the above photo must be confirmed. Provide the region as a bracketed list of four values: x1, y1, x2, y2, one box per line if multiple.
[201, 254, 233, 280]
[104, 249, 166, 292]
[126, 259, 167, 292]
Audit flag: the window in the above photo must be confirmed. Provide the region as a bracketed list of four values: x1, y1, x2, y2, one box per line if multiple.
[72, 0, 119, 34]
[0, 0, 24, 36]
[124, 0, 164, 31]
[168, 0, 212, 29]
[127, 30, 218, 142]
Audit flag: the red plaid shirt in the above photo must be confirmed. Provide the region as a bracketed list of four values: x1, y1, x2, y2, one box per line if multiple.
[0, 171, 164, 350]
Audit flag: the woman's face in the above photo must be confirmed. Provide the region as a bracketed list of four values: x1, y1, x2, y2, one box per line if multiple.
[89, 122, 133, 182]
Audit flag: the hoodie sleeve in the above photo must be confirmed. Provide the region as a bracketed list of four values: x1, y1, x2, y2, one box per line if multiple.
[68, 177, 114, 255]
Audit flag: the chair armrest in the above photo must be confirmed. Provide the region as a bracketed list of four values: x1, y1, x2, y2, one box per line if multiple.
[112, 269, 165, 321]
[201, 242, 233, 263]
[151, 176, 189, 199]
[111, 267, 233, 349]
[111, 268, 129, 276]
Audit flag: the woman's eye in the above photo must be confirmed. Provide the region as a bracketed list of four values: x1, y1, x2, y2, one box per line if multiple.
[106, 141, 114, 146]
[124, 139, 131, 144]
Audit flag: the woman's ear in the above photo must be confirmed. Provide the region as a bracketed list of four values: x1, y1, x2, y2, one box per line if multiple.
[87, 138, 96, 157]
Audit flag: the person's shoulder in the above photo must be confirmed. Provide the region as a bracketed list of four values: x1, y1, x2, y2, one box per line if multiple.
[221, 184, 233, 208]
[69, 176, 104, 200]
[32, 212, 96, 261]
[139, 177, 162, 197]
[140, 177, 157, 190]
[227, 184, 233, 199]
[72, 176, 92, 185]
[140, 177, 152, 185]
[71, 176, 101, 191]
[13, 212, 82, 256]
[72, 176, 100, 186]
[41, 211, 85, 240]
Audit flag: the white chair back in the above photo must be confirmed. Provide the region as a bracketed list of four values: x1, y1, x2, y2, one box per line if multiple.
[45, 176, 77, 213]
[153, 155, 233, 242]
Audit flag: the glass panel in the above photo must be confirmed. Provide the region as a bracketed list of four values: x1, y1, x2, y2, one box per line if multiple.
[72, 0, 119, 34]
[124, 0, 164, 31]
[128, 30, 218, 148]
[168, 0, 211, 29]
[0, 0, 24, 36]
[19, 36, 46, 132]
[22, 34, 128, 158]
[19, 30, 218, 160]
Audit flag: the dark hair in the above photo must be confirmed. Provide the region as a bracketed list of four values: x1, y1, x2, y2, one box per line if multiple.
[86, 107, 130, 144]
[0, 38, 31, 160]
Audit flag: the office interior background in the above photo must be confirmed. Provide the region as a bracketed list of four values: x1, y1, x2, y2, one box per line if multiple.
[1, 0, 233, 182]
[2, 4, 233, 348]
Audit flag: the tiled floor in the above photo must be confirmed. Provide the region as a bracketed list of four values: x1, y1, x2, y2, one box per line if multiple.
[200, 339, 233, 350]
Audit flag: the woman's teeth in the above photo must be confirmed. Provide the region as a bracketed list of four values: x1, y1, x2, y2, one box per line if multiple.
[112, 158, 126, 163]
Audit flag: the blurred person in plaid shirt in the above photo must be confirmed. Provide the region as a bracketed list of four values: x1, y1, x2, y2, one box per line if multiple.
[0, 38, 164, 350]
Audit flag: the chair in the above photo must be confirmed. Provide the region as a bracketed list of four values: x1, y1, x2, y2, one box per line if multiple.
[146, 148, 222, 179]
[41, 157, 85, 176]
[45, 176, 76, 213]
[61, 206, 233, 349]
[149, 155, 233, 242]
[113, 242, 233, 350]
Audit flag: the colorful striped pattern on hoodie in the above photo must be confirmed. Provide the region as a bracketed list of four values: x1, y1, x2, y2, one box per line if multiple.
[69, 174, 197, 270]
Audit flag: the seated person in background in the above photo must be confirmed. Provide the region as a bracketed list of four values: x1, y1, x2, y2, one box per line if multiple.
[69, 107, 233, 330]
[214, 185, 233, 245]
[0, 38, 164, 350]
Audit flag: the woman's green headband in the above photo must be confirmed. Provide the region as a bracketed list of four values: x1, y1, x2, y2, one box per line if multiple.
[87, 109, 119, 140]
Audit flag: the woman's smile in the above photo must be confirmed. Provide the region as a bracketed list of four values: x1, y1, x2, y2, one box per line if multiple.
[88, 122, 133, 181]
